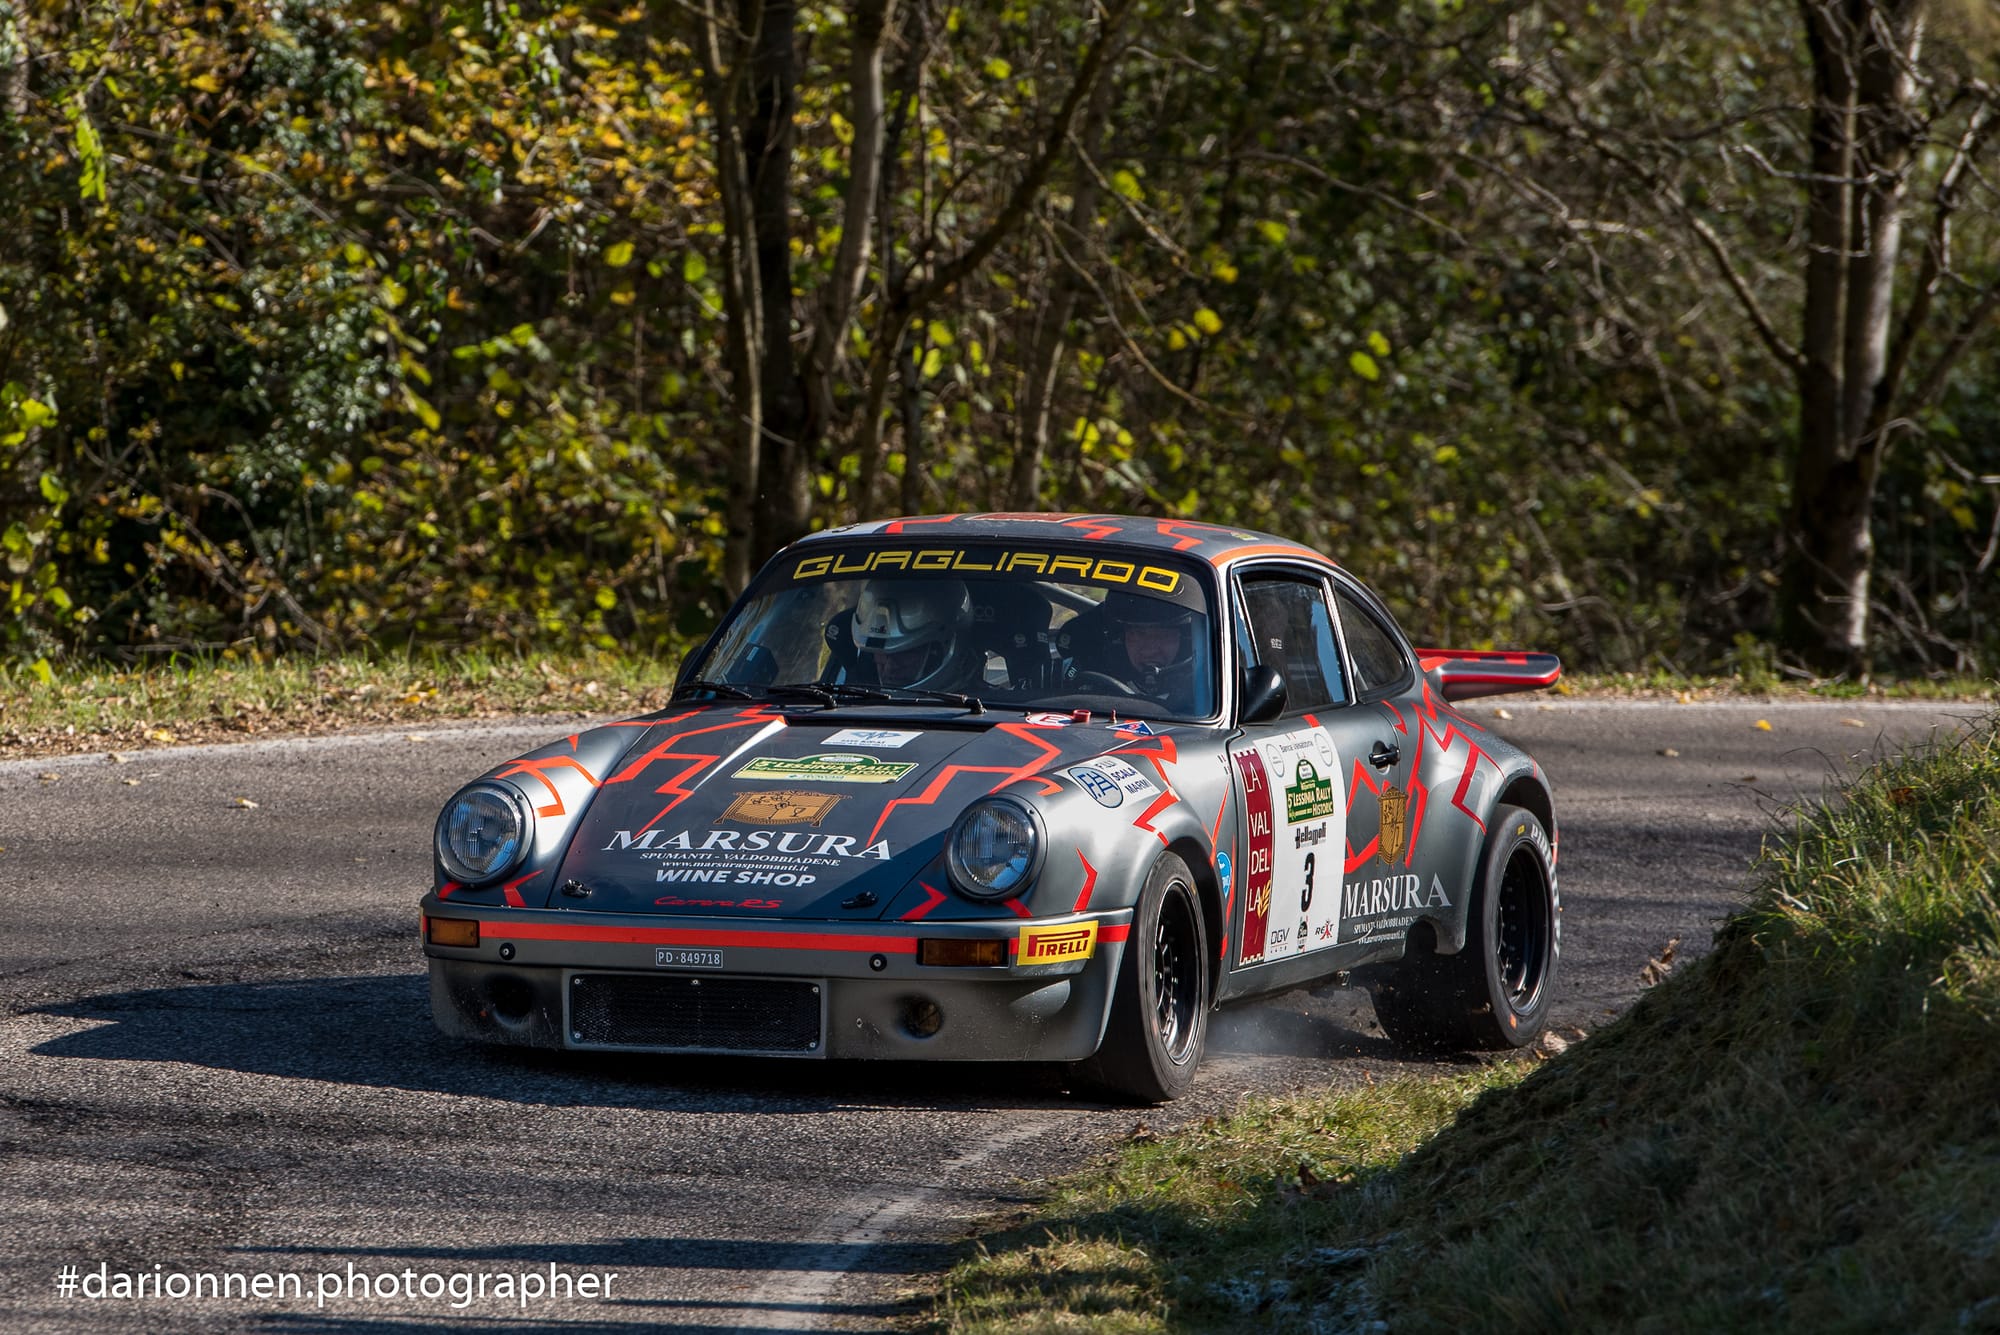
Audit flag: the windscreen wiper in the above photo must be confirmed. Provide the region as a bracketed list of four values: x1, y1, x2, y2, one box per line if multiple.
[674, 677, 758, 700]
[764, 681, 896, 706]
[873, 688, 986, 714]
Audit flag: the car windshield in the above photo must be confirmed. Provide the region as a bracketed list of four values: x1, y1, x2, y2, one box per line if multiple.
[691, 542, 1220, 721]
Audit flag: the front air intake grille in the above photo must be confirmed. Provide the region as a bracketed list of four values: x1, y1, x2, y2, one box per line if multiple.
[567, 973, 822, 1053]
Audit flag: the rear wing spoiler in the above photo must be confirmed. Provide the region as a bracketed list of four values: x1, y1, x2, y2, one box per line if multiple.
[1414, 649, 1562, 702]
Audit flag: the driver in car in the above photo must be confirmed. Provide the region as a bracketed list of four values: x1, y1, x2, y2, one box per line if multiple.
[850, 578, 975, 690]
[1098, 590, 1201, 714]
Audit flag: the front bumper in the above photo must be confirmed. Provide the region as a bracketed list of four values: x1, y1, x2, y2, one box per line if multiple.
[420, 896, 1133, 1062]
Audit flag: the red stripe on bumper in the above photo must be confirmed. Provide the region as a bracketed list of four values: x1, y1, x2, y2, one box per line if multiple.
[491, 922, 922, 953]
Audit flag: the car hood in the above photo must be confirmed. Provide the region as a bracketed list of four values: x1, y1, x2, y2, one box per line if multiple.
[546, 709, 1176, 919]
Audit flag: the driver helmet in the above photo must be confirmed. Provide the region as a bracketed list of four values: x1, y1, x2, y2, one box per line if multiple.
[852, 578, 973, 689]
[1105, 590, 1196, 698]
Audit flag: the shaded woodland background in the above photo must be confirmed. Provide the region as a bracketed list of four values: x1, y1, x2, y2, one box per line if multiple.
[2, 0, 1997, 677]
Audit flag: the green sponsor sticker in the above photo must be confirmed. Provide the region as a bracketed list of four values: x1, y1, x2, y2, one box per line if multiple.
[733, 753, 918, 784]
[1284, 757, 1336, 823]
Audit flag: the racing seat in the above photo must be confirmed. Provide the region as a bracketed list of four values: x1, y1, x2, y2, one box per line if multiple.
[965, 581, 1056, 690]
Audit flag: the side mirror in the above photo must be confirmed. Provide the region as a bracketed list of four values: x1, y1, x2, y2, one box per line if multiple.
[1240, 664, 1287, 724]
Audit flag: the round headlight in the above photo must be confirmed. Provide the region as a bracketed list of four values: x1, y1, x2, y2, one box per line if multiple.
[946, 798, 1043, 900]
[436, 783, 532, 886]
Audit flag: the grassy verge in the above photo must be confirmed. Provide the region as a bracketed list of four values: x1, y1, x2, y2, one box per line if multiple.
[928, 712, 2000, 1333]
[2, 649, 1990, 765]
[0, 649, 683, 761]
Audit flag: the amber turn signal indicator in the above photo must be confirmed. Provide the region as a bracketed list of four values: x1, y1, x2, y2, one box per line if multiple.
[918, 938, 1006, 967]
[426, 917, 480, 948]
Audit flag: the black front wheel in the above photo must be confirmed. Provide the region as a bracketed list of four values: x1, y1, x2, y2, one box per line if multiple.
[1072, 852, 1210, 1103]
[1371, 804, 1559, 1051]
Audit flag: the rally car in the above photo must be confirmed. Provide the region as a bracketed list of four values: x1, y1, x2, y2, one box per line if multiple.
[422, 514, 1562, 1102]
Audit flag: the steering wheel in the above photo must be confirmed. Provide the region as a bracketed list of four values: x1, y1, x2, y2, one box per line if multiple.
[1071, 669, 1142, 696]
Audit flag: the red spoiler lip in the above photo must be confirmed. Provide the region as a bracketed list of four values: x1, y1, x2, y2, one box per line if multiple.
[1415, 649, 1563, 702]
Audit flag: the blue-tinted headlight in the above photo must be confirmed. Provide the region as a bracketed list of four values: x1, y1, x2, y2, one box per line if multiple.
[946, 798, 1043, 900]
[436, 783, 532, 886]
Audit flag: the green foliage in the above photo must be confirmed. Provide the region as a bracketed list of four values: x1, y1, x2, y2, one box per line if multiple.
[1, 0, 1995, 671]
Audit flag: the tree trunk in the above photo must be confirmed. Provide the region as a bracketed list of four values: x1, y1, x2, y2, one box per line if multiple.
[1780, 0, 1923, 675]
[741, 0, 810, 575]
[695, 1, 766, 594]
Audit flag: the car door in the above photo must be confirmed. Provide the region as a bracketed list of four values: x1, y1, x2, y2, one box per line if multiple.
[1325, 577, 1425, 946]
[1226, 566, 1350, 970]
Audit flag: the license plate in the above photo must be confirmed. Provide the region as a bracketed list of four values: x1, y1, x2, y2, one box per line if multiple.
[655, 947, 725, 970]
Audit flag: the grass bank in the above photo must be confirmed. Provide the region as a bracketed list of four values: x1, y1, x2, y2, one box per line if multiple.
[0, 649, 682, 761]
[1, 649, 1989, 765]
[928, 712, 2000, 1333]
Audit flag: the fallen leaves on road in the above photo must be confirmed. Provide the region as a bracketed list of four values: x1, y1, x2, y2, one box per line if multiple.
[1754, 719, 1773, 732]
[1640, 937, 1682, 987]
[1659, 747, 1680, 758]
[232, 796, 260, 809]
[36, 771, 59, 783]
[1841, 717, 1867, 728]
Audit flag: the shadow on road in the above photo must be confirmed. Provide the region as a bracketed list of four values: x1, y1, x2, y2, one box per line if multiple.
[27, 972, 1092, 1114]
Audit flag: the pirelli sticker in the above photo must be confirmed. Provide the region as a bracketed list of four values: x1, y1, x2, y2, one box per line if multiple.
[1018, 920, 1099, 964]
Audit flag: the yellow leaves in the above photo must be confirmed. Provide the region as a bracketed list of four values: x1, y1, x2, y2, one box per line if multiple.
[605, 241, 635, 267]
[1366, 330, 1391, 357]
[400, 383, 441, 431]
[232, 796, 259, 809]
[1111, 168, 1144, 201]
[683, 252, 707, 283]
[1255, 219, 1289, 244]
[1754, 719, 1773, 732]
[1349, 350, 1381, 382]
[190, 73, 224, 94]
[381, 276, 407, 309]
[985, 57, 1013, 80]
[144, 727, 177, 744]
[1192, 308, 1223, 336]
[1210, 258, 1239, 284]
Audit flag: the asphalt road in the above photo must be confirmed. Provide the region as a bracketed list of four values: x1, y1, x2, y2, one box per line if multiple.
[0, 699, 1983, 1332]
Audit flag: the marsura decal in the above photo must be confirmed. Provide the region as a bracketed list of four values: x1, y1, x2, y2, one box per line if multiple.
[1341, 872, 1454, 941]
[601, 828, 894, 860]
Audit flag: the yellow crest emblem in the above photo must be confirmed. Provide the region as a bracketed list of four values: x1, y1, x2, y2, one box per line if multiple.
[1378, 785, 1409, 865]
[716, 790, 846, 827]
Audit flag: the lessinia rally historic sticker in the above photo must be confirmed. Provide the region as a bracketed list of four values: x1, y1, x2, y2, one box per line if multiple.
[733, 753, 916, 783]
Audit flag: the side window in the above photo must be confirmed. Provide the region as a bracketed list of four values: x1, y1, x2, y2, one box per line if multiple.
[1239, 576, 1346, 713]
[1335, 586, 1410, 697]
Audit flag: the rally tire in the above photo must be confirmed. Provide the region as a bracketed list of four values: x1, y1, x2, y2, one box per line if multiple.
[1072, 852, 1210, 1104]
[1371, 805, 1558, 1052]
